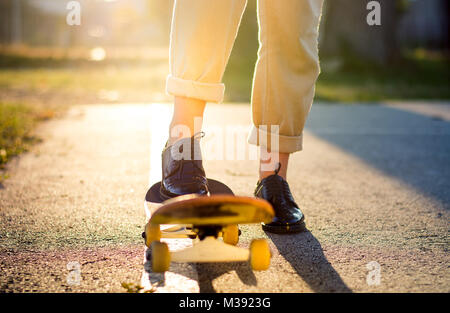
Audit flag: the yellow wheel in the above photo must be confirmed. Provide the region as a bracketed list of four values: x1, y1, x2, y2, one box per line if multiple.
[151, 241, 171, 273]
[222, 225, 239, 245]
[249, 239, 271, 271]
[144, 223, 161, 247]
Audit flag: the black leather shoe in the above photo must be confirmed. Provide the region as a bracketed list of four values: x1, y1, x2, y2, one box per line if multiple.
[254, 165, 306, 234]
[160, 133, 209, 199]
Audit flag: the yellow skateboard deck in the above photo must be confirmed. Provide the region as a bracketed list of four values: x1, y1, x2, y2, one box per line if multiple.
[150, 194, 274, 226]
[142, 183, 275, 273]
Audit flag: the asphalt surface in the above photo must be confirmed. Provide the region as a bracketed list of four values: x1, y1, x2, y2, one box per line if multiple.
[1, 102, 449, 292]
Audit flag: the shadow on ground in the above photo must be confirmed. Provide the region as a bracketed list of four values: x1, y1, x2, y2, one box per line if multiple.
[306, 104, 450, 209]
[195, 262, 257, 293]
[192, 231, 351, 293]
[144, 248, 256, 292]
[144, 248, 198, 289]
[267, 231, 352, 292]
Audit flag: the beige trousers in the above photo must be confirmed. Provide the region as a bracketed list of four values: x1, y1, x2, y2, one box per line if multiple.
[166, 0, 324, 153]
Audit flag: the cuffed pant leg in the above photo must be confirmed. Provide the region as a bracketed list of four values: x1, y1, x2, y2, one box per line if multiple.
[166, 0, 247, 103]
[248, 0, 324, 153]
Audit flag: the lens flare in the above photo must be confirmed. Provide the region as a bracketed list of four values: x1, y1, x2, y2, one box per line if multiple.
[89, 47, 106, 61]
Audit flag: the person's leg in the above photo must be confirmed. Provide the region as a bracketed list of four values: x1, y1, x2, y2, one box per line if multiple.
[167, 0, 247, 143]
[251, 0, 324, 170]
[251, 0, 324, 232]
[161, 0, 247, 198]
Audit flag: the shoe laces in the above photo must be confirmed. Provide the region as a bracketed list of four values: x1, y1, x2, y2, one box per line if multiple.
[175, 159, 204, 180]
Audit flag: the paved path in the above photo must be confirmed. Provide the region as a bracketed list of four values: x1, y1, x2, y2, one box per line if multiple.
[1, 102, 449, 292]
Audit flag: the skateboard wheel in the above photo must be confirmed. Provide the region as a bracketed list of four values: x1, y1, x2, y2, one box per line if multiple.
[151, 241, 171, 273]
[144, 223, 161, 247]
[249, 239, 271, 271]
[222, 225, 239, 245]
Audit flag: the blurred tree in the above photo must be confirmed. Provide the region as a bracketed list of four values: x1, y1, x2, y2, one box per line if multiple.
[320, 0, 402, 64]
[397, 0, 449, 50]
[12, 0, 23, 44]
[0, 0, 25, 44]
[0, 0, 13, 44]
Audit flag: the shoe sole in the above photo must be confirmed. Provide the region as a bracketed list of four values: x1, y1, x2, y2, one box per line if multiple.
[262, 220, 307, 234]
[159, 185, 210, 201]
[159, 186, 175, 201]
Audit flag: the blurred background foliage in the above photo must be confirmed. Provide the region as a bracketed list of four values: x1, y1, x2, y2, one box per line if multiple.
[224, 0, 449, 101]
[0, 0, 449, 166]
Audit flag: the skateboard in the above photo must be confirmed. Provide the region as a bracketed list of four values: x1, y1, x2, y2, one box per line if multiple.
[143, 179, 274, 273]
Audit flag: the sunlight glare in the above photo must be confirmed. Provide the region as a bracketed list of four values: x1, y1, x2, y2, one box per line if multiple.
[89, 47, 106, 61]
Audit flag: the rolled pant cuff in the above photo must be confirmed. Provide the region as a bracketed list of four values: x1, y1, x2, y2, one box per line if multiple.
[166, 75, 225, 103]
[247, 125, 303, 154]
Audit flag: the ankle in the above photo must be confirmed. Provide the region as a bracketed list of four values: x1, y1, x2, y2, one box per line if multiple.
[259, 170, 286, 181]
[168, 97, 206, 146]
[259, 151, 289, 181]
[259, 163, 287, 181]
[168, 124, 193, 146]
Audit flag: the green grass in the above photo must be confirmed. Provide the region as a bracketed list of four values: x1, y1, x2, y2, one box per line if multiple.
[0, 63, 168, 95]
[0, 101, 40, 167]
[315, 51, 450, 102]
